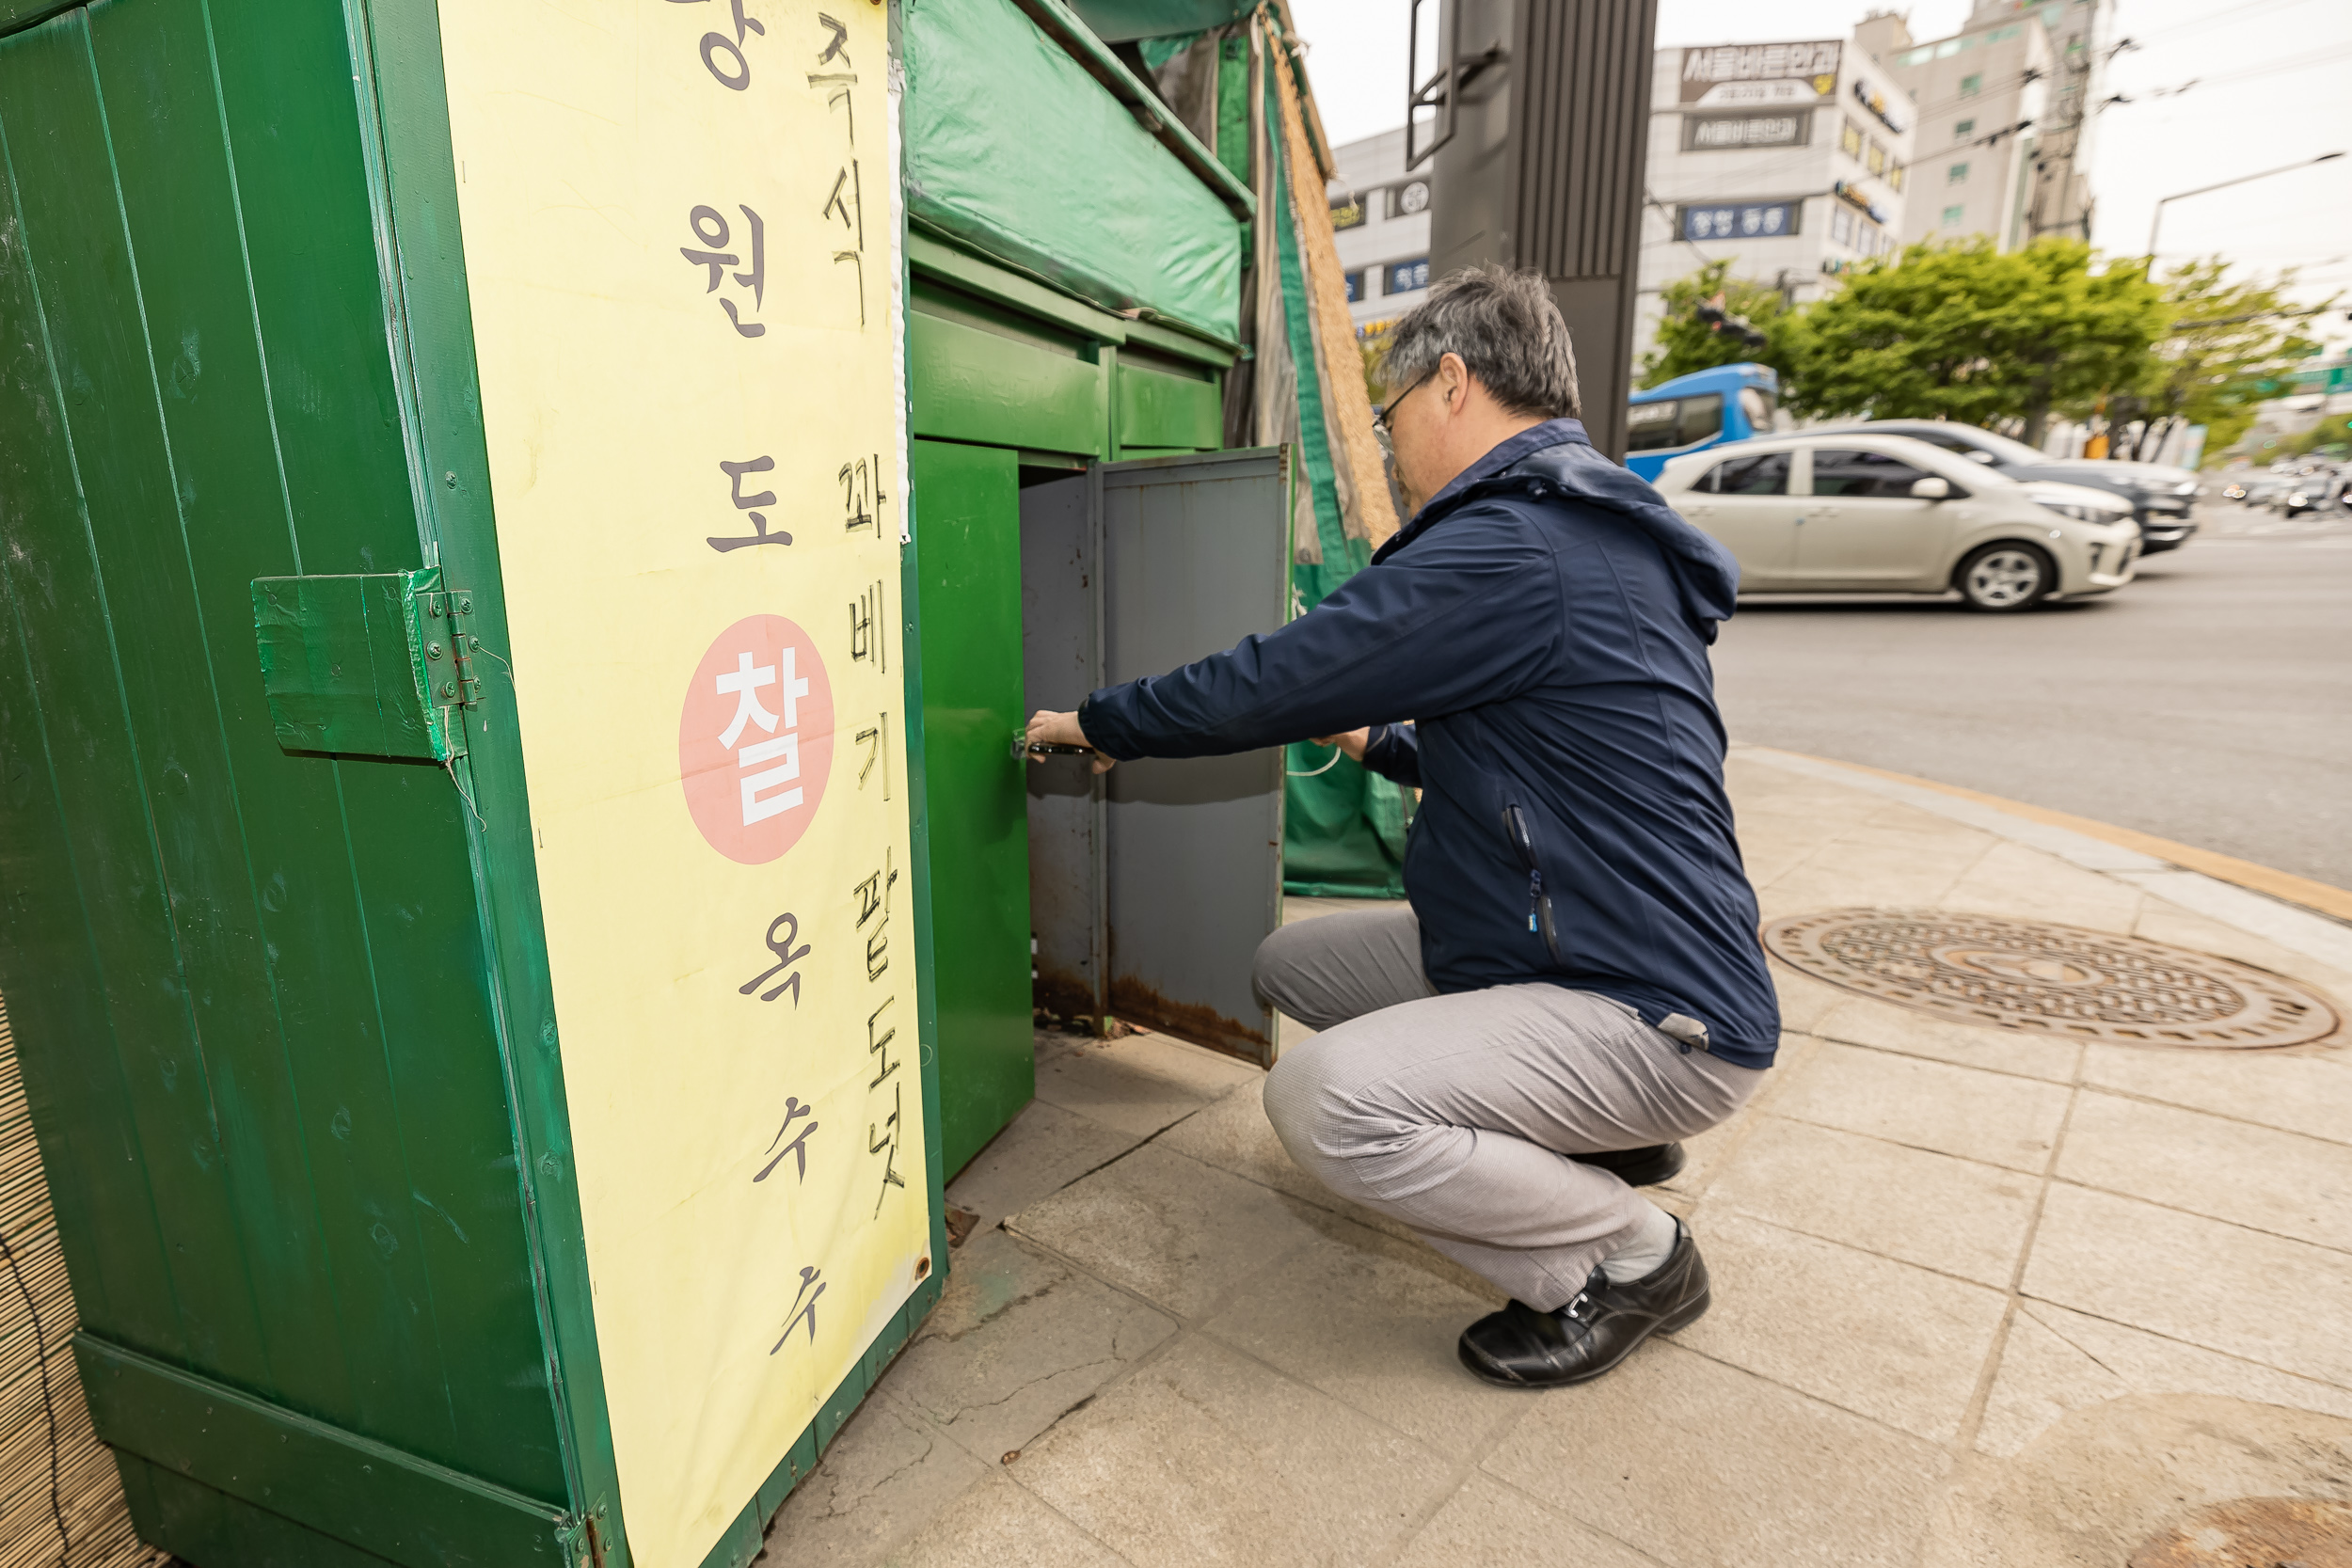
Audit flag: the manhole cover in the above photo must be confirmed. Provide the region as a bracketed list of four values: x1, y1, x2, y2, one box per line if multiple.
[1761, 910, 2340, 1048]
[2128, 1496, 2352, 1567]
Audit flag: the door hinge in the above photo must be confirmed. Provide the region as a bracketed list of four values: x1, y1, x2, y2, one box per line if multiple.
[251, 566, 480, 763]
[556, 1503, 610, 1568]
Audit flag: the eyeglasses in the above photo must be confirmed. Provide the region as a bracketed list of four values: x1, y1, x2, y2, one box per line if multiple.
[1372, 371, 1436, 438]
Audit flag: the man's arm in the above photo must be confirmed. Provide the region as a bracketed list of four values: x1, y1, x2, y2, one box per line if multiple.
[1359, 721, 1421, 787]
[1078, 507, 1557, 761]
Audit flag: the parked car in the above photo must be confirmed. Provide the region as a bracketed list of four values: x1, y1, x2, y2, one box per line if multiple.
[1802, 420, 2201, 552]
[1655, 433, 2140, 612]
[2275, 473, 2347, 516]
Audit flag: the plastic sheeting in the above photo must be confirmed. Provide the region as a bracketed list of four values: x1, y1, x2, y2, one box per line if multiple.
[903, 0, 1243, 341]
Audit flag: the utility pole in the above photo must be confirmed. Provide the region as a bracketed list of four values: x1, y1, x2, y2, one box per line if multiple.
[1409, 0, 1660, 460]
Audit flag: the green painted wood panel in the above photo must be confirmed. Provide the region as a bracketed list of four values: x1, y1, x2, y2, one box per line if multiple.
[909, 441, 1036, 1176]
[0, 0, 564, 1530]
[1116, 361, 1222, 453]
[909, 309, 1105, 457]
[79, 1333, 566, 1568]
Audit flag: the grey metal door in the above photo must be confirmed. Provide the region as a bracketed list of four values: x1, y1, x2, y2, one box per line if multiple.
[1102, 450, 1290, 1063]
[1021, 448, 1291, 1063]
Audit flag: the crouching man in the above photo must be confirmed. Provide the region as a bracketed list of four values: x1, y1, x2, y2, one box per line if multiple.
[1025, 266, 1779, 1388]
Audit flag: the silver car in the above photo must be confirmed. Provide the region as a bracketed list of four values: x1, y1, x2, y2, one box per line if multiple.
[1654, 433, 2141, 611]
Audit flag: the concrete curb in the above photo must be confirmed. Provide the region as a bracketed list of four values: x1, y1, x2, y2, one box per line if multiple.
[1731, 744, 2352, 977]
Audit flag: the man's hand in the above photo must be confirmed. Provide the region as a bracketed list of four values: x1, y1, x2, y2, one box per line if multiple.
[1025, 709, 1116, 773]
[1312, 727, 1372, 763]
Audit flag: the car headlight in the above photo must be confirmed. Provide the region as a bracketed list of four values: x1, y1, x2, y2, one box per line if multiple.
[2288, 492, 2311, 507]
[2173, 482, 2198, 496]
[2032, 497, 2131, 523]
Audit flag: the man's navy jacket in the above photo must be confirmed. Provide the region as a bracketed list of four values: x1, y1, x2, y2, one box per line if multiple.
[1080, 418, 1782, 1069]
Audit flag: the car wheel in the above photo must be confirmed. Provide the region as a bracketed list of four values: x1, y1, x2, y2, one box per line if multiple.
[1956, 542, 2054, 612]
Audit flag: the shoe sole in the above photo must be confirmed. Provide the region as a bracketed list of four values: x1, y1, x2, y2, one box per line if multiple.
[1456, 1289, 1713, 1390]
[1578, 1145, 1685, 1187]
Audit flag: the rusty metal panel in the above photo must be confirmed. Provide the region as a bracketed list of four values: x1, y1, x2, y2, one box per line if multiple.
[1021, 470, 1107, 1026]
[1100, 450, 1288, 1064]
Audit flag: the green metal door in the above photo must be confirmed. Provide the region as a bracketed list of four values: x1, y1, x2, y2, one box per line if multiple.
[909, 441, 1036, 1177]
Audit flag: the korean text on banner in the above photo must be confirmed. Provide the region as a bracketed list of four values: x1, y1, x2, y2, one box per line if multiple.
[436, 6, 923, 1565]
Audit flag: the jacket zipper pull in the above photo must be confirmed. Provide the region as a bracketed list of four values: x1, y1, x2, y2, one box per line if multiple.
[1528, 869, 1542, 933]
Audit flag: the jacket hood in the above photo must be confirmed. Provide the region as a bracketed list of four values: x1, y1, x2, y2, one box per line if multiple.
[1375, 419, 1743, 633]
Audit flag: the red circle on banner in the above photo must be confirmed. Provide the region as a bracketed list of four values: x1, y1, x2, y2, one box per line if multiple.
[679, 615, 834, 864]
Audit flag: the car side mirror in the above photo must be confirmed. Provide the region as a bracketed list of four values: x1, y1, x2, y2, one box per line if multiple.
[1965, 451, 1996, 465]
[1910, 476, 1952, 500]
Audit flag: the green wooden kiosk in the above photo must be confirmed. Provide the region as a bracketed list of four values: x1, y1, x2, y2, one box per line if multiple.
[0, 0, 1307, 1564]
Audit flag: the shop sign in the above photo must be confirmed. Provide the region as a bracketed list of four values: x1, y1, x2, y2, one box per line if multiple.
[1679, 40, 1841, 106]
[1387, 257, 1432, 294]
[1678, 201, 1802, 242]
[1329, 195, 1366, 230]
[437, 4, 925, 1564]
[1684, 111, 1810, 150]
[1851, 76, 1908, 134]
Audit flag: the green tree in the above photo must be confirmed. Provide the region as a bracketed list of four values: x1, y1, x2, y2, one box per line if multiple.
[1636, 261, 1794, 388]
[2108, 260, 2337, 462]
[1778, 239, 2168, 443]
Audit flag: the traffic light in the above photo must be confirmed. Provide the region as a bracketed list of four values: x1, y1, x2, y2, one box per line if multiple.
[1694, 293, 1769, 349]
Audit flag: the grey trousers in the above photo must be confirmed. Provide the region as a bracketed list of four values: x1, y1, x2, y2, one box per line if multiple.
[1258, 906, 1764, 1311]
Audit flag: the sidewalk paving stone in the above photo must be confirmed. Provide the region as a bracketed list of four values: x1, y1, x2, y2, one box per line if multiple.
[2078, 1039, 2352, 1147]
[1388, 1473, 1665, 1568]
[885, 1474, 1124, 1568]
[1936, 838, 2148, 931]
[1003, 1142, 1324, 1318]
[1771, 1040, 2073, 1170]
[1672, 1210, 2010, 1442]
[1197, 1226, 1523, 1451]
[1807, 993, 2087, 1083]
[1032, 1029, 1262, 1139]
[883, 1228, 1178, 1463]
[1702, 1115, 2039, 1287]
[945, 1095, 1144, 1231]
[1481, 1340, 1949, 1568]
[2054, 1089, 2352, 1251]
[1006, 1333, 1453, 1568]
[2023, 1180, 2352, 1389]
[1973, 1299, 2352, 1460]
[759, 1398, 992, 1567]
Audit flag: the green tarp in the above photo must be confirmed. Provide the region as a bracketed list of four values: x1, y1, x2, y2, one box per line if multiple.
[902, 0, 1243, 341]
[1262, 63, 1411, 899]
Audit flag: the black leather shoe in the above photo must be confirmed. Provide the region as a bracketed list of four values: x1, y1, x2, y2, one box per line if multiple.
[1456, 1222, 1709, 1389]
[1577, 1142, 1684, 1186]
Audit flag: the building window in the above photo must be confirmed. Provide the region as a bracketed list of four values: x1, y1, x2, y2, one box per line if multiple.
[1343, 269, 1366, 304]
[1948, 162, 1970, 183]
[1942, 204, 1965, 227]
[1960, 72, 1981, 95]
[1988, 24, 2022, 41]
[1867, 140, 1886, 175]
[1840, 119, 1864, 159]
[1386, 257, 1430, 294]
[1888, 163, 1905, 192]
[1955, 118, 1975, 140]
[1833, 207, 1853, 245]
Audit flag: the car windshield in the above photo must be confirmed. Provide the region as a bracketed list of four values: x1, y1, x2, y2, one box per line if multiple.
[1946, 426, 2054, 467]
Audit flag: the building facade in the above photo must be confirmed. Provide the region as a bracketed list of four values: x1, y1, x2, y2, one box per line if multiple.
[1630, 30, 1915, 368]
[1875, 0, 2103, 248]
[1327, 127, 1435, 333]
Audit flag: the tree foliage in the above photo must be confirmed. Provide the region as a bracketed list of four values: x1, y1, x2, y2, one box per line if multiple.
[1637, 261, 1795, 388]
[2107, 260, 2336, 462]
[1774, 239, 2169, 442]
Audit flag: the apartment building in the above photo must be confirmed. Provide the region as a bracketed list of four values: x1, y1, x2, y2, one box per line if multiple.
[1870, 0, 2104, 247]
[1631, 29, 1915, 366]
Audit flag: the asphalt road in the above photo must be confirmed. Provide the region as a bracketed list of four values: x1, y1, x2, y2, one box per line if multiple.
[1708, 502, 2352, 891]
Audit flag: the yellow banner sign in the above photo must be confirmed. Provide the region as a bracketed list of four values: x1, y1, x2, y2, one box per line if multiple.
[437, 4, 921, 1563]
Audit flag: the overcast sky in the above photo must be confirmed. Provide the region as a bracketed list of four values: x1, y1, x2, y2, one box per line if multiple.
[1285, 0, 2352, 334]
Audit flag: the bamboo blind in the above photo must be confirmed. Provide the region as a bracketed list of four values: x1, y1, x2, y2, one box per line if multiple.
[0, 999, 166, 1568]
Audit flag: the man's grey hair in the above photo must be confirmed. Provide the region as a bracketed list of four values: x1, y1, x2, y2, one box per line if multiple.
[1381, 266, 1581, 420]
